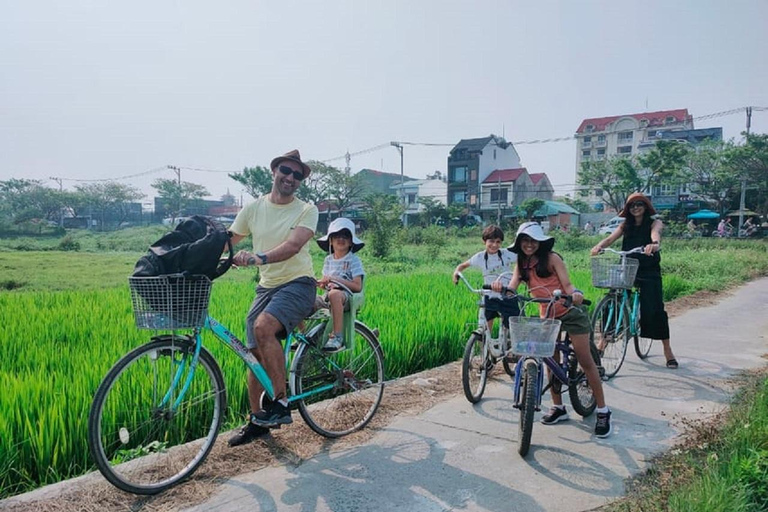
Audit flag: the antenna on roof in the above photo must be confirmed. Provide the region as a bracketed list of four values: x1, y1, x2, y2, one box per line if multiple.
[645, 97, 649, 111]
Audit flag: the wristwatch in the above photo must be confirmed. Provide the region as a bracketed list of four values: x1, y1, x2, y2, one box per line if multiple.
[256, 252, 268, 265]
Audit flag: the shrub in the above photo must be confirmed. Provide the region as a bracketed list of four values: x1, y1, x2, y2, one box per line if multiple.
[57, 236, 81, 252]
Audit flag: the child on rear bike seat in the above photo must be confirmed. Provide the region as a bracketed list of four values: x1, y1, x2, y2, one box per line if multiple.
[316, 217, 365, 352]
[505, 222, 613, 438]
[453, 225, 520, 340]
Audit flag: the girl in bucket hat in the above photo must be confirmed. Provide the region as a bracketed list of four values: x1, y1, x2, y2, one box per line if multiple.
[505, 221, 613, 438]
[590, 193, 677, 369]
[315, 218, 366, 351]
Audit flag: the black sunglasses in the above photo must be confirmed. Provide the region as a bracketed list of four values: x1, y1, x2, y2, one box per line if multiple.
[629, 201, 646, 209]
[278, 165, 305, 181]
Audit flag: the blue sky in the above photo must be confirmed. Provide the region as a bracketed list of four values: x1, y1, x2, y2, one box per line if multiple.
[1, 1, 766, 202]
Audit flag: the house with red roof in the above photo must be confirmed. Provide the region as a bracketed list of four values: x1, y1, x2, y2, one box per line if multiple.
[574, 108, 694, 211]
[479, 167, 554, 222]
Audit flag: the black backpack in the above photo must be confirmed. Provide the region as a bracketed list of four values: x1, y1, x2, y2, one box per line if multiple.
[132, 215, 234, 280]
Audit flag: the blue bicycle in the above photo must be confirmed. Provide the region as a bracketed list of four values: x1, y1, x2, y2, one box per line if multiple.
[87, 274, 384, 495]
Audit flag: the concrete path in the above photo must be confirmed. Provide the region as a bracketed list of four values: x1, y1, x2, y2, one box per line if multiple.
[184, 278, 768, 512]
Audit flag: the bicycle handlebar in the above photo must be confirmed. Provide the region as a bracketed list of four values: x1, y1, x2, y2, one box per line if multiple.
[455, 272, 590, 306]
[597, 246, 652, 256]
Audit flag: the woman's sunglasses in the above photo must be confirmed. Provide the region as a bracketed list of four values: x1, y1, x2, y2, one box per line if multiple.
[278, 165, 305, 181]
[629, 201, 646, 209]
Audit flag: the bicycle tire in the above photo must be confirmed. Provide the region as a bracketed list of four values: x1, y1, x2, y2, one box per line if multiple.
[461, 331, 488, 403]
[568, 341, 600, 418]
[590, 295, 629, 379]
[502, 356, 517, 378]
[517, 359, 538, 457]
[88, 336, 226, 495]
[633, 305, 654, 359]
[293, 321, 385, 438]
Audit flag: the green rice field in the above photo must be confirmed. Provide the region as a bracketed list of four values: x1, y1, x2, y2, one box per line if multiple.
[1, 234, 767, 498]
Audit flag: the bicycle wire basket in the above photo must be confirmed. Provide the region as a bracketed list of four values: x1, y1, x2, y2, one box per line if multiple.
[128, 275, 212, 330]
[590, 255, 639, 289]
[508, 316, 562, 357]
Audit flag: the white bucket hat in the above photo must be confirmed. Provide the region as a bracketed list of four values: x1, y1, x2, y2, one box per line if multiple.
[509, 221, 555, 254]
[317, 217, 365, 253]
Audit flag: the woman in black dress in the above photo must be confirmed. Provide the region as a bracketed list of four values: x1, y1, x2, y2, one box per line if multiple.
[590, 193, 678, 369]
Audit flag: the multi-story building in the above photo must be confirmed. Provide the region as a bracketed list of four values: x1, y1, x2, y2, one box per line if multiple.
[574, 109, 694, 210]
[446, 134, 522, 215]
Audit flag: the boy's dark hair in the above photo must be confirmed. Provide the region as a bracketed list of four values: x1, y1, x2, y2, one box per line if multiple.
[482, 225, 504, 241]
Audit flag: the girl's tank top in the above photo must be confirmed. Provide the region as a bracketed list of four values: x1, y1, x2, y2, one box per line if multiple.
[524, 256, 568, 318]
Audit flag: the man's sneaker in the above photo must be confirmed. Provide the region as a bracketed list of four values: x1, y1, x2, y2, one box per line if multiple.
[252, 401, 293, 428]
[323, 334, 344, 352]
[540, 406, 570, 425]
[228, 421, 269, 447]
[594, 410, 612, 438]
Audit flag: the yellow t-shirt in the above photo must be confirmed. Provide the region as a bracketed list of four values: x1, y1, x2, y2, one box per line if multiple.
[230, 195, 319, 288]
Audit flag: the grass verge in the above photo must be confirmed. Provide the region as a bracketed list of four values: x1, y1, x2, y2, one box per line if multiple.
[603, 368, 768, 512]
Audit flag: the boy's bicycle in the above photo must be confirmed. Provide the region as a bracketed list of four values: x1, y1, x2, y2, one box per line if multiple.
[590, 246, 653, 379]
[87, 274, 385, 495]
[455, 272, 517, 403]
[507, 290, 600, 457]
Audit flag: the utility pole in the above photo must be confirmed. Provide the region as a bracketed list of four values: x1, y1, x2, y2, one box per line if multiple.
[737, 107, 752, 236]
[390, 142, 407, 226]
[496, 174, 502, 225]
[49, 176, 64, 227]
[167, 165, 182, 221]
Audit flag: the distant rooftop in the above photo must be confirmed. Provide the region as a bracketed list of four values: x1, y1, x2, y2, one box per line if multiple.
[576, 108, 691, 134]
[483, 168, 527, 184]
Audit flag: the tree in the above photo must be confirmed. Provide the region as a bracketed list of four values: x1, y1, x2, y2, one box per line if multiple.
[229, 166, 272, 199]
[417, 196, 446, 225]
[75, 182, 144, 229]
[578, 157, 643, 212]
[560, 196, 592, 213]
[152, 178, 209, 224]
[681, 140, 738, 215]
[301, 160, 338, 206]
[0, 178, 66, 225]
[362, 194, 404, 258]
[724, 133, 768, 219]
[637, 139, 691, 193]
[519, 198, 545, 220]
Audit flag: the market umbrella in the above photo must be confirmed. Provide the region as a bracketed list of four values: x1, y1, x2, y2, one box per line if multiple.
[687, 209, 720, 219]
[726, 209, 758, 217]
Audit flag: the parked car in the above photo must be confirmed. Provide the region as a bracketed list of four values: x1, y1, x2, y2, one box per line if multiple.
[598, 216, 624, 235]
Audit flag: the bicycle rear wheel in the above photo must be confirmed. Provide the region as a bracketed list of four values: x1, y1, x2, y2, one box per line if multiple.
[461, 331, 488, 403]
[294, 322, 385, 438]
[591, 295, 629, 379]
[517, 359, 538, 457]
[568, 341, 600, 418]
[633, 305, 653, 359]
[88, 336, 226, 495]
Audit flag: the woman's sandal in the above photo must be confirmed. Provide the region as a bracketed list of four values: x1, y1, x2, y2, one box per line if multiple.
[666, 358, 679, 369]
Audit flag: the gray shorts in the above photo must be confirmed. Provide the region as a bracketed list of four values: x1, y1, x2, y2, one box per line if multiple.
[245, 276, 316, 349]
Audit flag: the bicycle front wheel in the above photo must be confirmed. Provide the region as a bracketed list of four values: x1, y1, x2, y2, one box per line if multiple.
[293, 322, 385, 438]
[568, 341, 600, 418]
[88, 336, 226, 495]
[517, 359, 538, 457]
[633, 305, 653, 359]
[591, 295, 629, 379]
[461, 331, 488, 403]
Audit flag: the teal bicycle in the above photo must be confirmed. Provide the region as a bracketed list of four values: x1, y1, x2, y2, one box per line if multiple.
[590, 246, 653, 378]
[87, 274, 385, 495]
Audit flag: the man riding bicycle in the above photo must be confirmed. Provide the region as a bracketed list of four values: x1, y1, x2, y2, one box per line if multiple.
[227, 149, 319, 447]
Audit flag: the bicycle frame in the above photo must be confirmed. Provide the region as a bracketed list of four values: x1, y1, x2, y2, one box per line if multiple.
[456, 272, 512, 356]
[601, 287, 640, 337]
[511, 337, 575, 411]
[159, 315, 337, 412]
